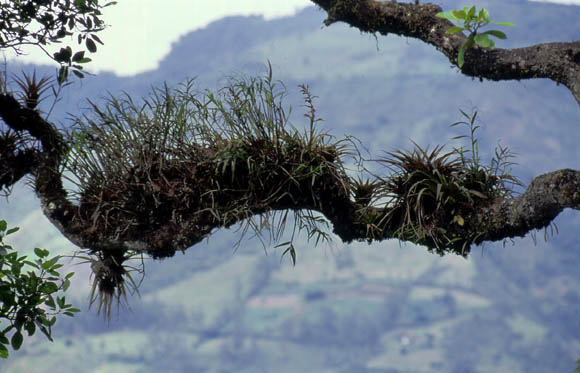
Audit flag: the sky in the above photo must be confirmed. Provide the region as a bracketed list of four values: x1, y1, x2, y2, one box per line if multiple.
[5, 0, 579, 76]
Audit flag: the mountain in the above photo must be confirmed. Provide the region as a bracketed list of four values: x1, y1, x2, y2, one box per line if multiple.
[1, 1, 579, 372]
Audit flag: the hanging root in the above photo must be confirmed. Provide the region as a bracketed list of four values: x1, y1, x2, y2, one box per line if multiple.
[74, 249, 144, 319]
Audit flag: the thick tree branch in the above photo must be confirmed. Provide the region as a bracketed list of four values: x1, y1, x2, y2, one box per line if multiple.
[1, 76, 576, 261]
[0, 138, 38, 190]
[0, 93, 80, 245]
[310, 0, 580, 105]
[43, 153, 580, 259]
[472, 169, 580, 243]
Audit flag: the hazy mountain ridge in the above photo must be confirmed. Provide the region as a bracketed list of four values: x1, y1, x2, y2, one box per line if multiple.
[1, 1, 580, 372]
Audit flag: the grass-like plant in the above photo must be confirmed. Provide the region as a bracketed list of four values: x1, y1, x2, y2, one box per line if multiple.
[368, 110, 520, 255]
[62, 66, 520, 308]
[65, 65, 349, 270]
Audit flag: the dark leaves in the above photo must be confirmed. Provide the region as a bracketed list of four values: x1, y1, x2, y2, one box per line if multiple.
[0, 0, 114, 80]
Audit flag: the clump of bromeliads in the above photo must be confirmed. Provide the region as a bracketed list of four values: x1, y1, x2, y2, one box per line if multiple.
[59, 67, 519, 316]
[366, 109, 521, 256]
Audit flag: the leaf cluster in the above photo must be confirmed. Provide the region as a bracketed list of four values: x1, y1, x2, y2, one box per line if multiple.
[365, 110, 520, 255]
[0, 220, 79, 358]
[436, 6, 514, 67]
[0, 0, 116, 82]
[65, 65, 348, 269]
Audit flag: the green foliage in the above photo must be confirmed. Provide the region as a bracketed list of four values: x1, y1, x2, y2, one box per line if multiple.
[450, 110, 521, 198]
[0, 0, 116, 83]
[436, 6, 514, 67]
[0, 220, 79, 358]
[64, 65, 348, 301]
[370, 110, 520, 255]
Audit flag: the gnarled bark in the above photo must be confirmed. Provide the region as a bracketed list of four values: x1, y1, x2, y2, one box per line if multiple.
[310, 0, 580, 106]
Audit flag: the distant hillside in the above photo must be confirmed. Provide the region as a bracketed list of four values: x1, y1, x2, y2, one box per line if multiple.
[1, 1, 580, 372]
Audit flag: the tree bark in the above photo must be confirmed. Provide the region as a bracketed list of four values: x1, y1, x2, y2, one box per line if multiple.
[310, 0, 580, 106]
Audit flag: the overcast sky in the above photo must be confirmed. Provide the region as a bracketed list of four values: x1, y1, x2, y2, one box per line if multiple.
[5, 0, 579, 76]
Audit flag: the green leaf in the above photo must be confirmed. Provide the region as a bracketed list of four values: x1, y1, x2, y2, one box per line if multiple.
[493, 21, 514, 27]
[451, 10, 466, 20]
[72, 50, 85, 62]
[474, 34, 494, 48]
[34, 248, 49, 258]
[41, 256, 60, 270]
[91, 34, 104, 45]
[5, 227, 19, 236]
[478, 8, 490, 22]
[435, 12, 459, 21]
[445, 26, 465, 35]
[281, 244, 297, 266]
[464, 34, 476, 49]
[24, 321, 35, 337]
[62, 279, 71, 291]
[457, 33, 475, 68]
[63, 46, 72, 60]
[11, 331, 23, 350]
[45, 296, 56, 309]
[58, 66, 69, 85]
[74, 0, 88, 11]
[0, 343, 8, 359]
[86, 38, 97, 53]
[40, 282, 59, 295]
[72, 69, 85, 79]
[457, 44, 466, 68]
[274, 241, 292, 248]
[0, 221, 6, 232]
[37, 324, 53, 341]
[467, 6, 476, 20]
[481, 30, 507, 39]
[23, 260, 39, 269]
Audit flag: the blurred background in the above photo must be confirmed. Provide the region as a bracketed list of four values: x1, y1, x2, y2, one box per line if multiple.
[1, 0, 579, 371]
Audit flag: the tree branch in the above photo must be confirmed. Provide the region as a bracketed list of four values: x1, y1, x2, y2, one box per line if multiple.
[46, 151, 580, 259]
[0, 135, 38, 190]
[2, 74, 571, 261]
[310, 0, 580, 105]
[0, 93, 81, 246]
[0, 51, 578, 264]
[472, 168, 580, 243]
